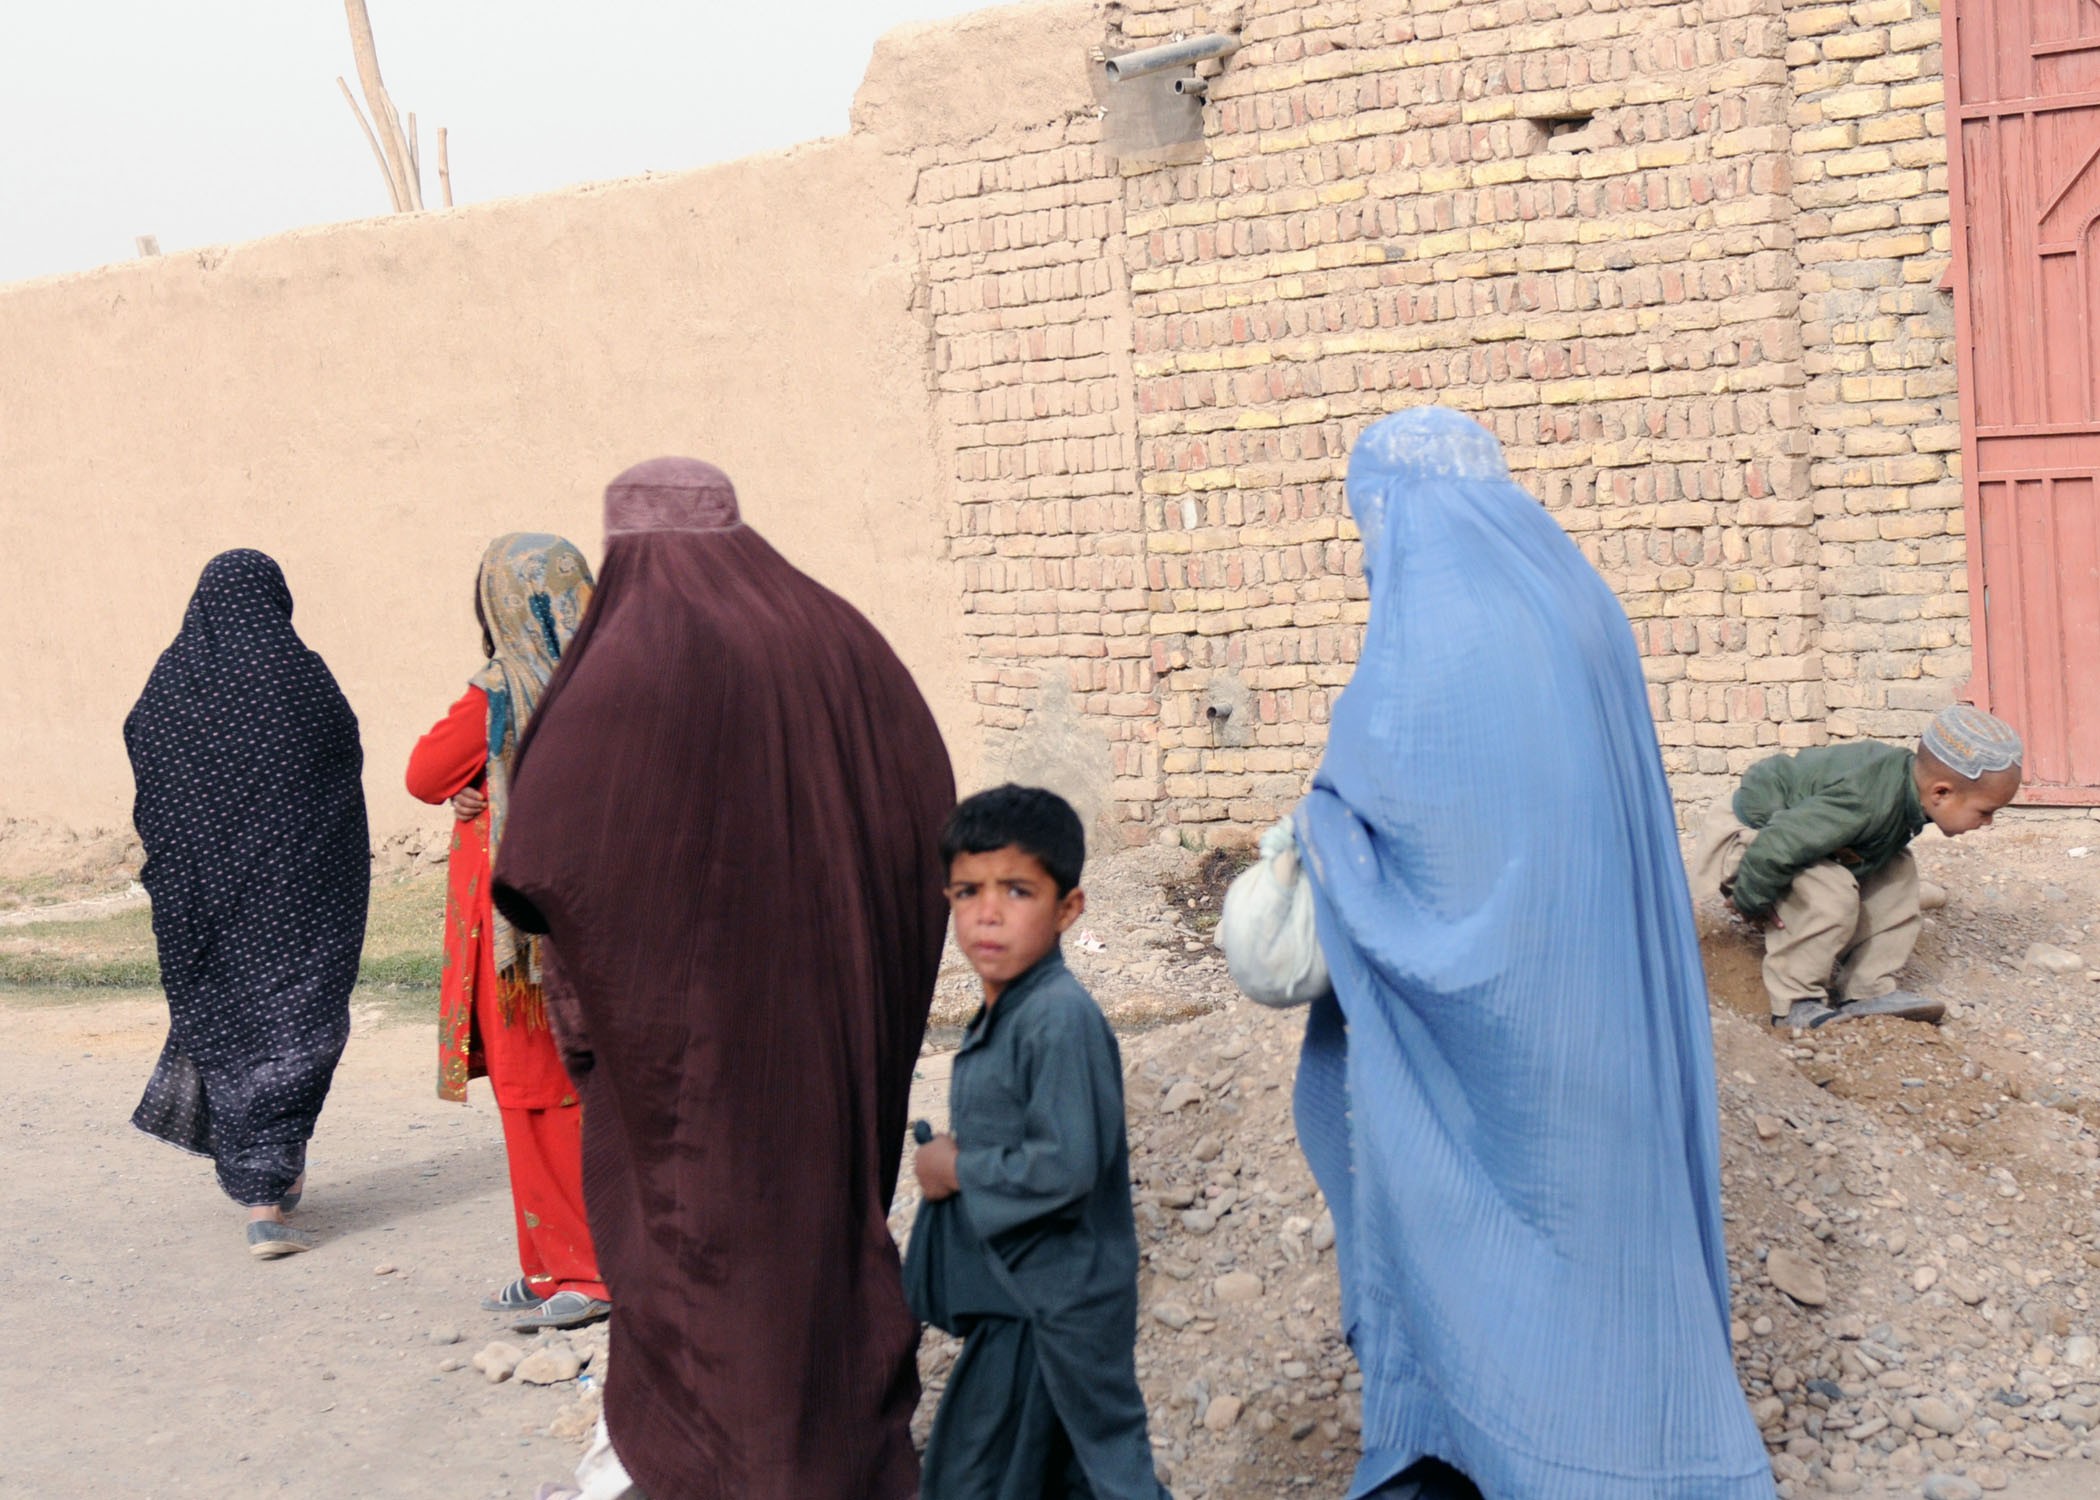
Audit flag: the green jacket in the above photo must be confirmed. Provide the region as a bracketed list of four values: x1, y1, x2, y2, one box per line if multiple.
[1728, 742, 1926, 918]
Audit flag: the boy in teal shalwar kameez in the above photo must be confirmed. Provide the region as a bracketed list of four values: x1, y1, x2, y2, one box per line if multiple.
[905, 785, 1170, 1500]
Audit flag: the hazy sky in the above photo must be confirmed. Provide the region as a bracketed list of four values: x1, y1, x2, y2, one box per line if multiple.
[0, 1, 992, 286]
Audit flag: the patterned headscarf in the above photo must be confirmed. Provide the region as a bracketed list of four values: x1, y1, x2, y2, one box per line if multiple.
[469, 533, 594, 980]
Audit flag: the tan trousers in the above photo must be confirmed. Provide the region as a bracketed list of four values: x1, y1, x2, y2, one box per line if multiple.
[1691, 804, 1920, 1017]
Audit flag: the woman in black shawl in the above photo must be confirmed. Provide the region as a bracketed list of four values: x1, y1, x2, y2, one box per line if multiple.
[125, 550, 371, 1258]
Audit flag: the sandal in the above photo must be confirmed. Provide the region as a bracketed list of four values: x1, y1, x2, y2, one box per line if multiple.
[512, 1290, 611, 1331]
[481, 1275, 549, 1314]
[247, 1220, 315, 1259]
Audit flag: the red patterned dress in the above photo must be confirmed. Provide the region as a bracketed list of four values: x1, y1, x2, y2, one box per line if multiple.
[408, 685, 605, 1302]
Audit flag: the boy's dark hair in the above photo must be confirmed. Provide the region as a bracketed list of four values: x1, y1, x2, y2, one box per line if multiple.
[941, 784, 1086, 896]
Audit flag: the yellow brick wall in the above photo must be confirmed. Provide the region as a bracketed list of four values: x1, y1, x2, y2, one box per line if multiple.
[1786, 0, 1967, 748]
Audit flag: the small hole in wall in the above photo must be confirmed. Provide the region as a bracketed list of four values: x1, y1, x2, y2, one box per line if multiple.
[1532, 113, 1594, 142]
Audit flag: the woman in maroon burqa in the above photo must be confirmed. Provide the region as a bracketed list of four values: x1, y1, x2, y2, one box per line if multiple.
[492, 458, 954, 1500]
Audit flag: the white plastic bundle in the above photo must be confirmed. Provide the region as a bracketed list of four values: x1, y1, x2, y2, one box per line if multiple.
[1217, 814, 1332, 1008]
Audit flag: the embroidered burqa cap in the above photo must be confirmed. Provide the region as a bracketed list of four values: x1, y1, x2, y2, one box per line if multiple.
[492, 458, 953, 1500]
[1922, 704, 2023, 778]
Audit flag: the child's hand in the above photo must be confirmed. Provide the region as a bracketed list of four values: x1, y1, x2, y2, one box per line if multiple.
[452, 786, 488, 821]
[914, 1134, 961, 1201]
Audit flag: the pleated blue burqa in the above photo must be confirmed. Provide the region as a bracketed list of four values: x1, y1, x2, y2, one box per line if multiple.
[1294, 409, 1773, 1500]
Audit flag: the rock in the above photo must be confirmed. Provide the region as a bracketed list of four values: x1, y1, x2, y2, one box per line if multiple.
[1202, 1395, 1243, 1432]
[1972, 1466, 2008, 1492]
[2023, 942, 2087, 976]
[1913, 1397, 1964, 1436]
[1755, 1114, 1784, 1141]
[1157, 1185, 1197, 1209]
[1213, 1271, 1263, 1304]
[372, 1263, 398, 1276]
[1948, 1278, 1986, 1307]
[472, 1341, 524, 1384]
[515, 1345, 584, 1385]
[1160, 1081, 1205, 1113]
[2066, 1334, 2099, 1369]
[428, 1327, 462, 1346]
[1152, 1302, 1193, 1331]
[1309, 1212, 1335, 1252]
[1888, 1227, 1911, 1257]
[547, 1391, 603, 1440]
[1768, 1248, 1831, 1307]
[1752, 1396, 1786, 1429]
[1180, 1209, 1217, 1235]
[1921, 1476, 1982, 1500]
[1191, 1133, 1223, 1163]
[437, 1357, 464, 1373]
[1914, 1266, 1940, 1293]
[1918, 881, 1948, 911]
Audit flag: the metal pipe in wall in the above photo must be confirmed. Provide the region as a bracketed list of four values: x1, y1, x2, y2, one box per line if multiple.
[1102, 33, 1240, 82]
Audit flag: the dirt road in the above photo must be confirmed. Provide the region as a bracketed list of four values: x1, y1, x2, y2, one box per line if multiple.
[13, 807, 2100, 1500]
[2, 994, 584, 1499]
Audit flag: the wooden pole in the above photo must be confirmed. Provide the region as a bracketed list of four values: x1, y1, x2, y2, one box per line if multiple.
[338, 75, 403, 210]
[134, 236, 160, 257]
[437, 127, 452, 207]
[407, 110, 421, 201]
[343, 0, 418, 210]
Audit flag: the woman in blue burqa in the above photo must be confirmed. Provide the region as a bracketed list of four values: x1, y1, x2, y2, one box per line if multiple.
[1293, 408, 1773, 1500]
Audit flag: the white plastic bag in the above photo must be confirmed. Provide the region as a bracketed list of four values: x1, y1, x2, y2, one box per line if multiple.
[1218, 814, 1332, 1008]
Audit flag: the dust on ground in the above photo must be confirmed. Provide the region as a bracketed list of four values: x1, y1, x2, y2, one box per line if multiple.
[10, 812, 2100, 1498]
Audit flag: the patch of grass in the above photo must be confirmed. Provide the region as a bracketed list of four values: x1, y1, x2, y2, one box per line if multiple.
[360, 871, 448, 989]
[0, 869, 449, 992]
[358, 950, 445, 988]
[0, 953, 162, 987]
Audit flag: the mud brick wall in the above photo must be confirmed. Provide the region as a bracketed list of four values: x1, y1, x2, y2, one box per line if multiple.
[1112, 0, 1812, 838]
[912, 113, 1161, 838]
[912, 0, 1965, 845]
[1785, 0, 1968, 747]
[0, 0, 1974, 845]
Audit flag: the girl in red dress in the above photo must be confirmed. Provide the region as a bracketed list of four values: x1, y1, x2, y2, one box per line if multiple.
[407, 533, 608, 1330]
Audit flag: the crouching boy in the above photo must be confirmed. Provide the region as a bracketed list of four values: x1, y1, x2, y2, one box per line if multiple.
[1692, 704, 2023, 1030]
[905, 784, 1171, 1500]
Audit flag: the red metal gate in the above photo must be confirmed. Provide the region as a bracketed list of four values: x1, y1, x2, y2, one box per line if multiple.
[1944, 0, 2100, 801]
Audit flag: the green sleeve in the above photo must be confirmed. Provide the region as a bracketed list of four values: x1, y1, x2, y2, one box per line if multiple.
[1730, 794, 1872, 918]
[955, 1003, 1112, 1242]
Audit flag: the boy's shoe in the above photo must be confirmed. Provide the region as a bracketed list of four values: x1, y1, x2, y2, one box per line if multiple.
[1772, 1001, 1838, 1031]
[247, 1221, 315, 1259]
[512, 1291, 611, 1332]
[1838, 989, 1946, 1025]
[482, 1275, 549, 1314]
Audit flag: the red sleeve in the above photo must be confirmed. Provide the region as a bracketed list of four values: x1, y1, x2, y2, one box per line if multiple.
[405, 686, 490, 804]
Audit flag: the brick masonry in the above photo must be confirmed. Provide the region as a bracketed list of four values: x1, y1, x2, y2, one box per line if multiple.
[912, 0, 1963, 844]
